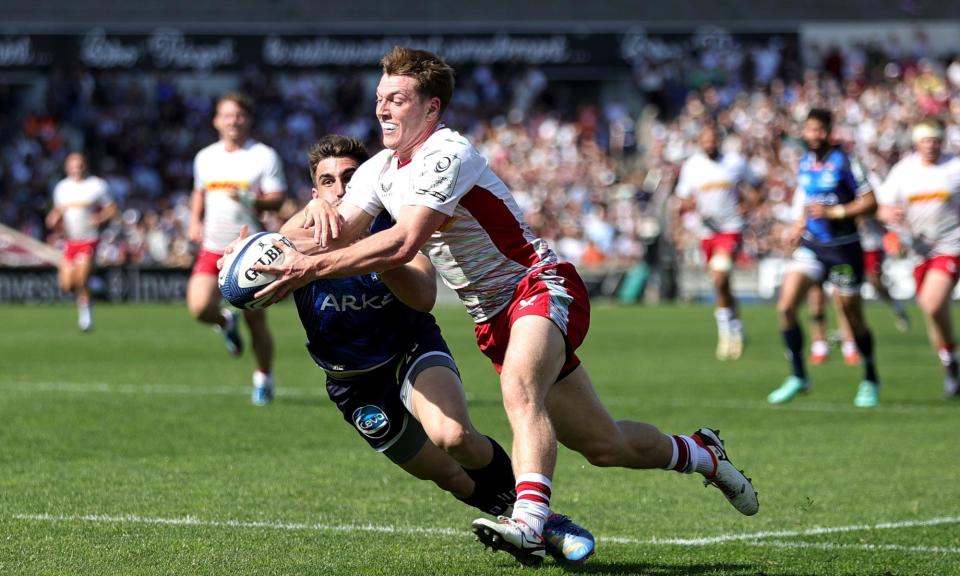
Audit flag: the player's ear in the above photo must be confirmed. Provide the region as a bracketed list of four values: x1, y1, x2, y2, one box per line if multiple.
[311, 188, 319, 200]
[428, 96, 441, 119]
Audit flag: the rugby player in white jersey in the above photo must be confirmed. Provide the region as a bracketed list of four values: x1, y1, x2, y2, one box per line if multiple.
[187, 93, 286, 405]
[675, 125, 753, 360]
[46, 152, 116, 332]
[878, 119, 960, 399]
[247, 47, 758, 566]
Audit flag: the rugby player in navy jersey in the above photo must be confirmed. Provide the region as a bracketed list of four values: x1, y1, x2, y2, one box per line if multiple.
[768, 109, 882, 407]
[228, 135, 595, 566]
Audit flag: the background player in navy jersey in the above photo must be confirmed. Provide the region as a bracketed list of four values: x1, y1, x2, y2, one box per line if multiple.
[229, 134, 595, 566]
[768, 109, 882, 407]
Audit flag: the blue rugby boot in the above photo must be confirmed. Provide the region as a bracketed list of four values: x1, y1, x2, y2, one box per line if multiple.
[543, 513, 595, 566]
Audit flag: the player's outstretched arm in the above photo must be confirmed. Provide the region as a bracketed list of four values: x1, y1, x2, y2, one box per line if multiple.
[252, 205, 447, 303]
[280, 199, 372, 250]
[379, 254, 438, 312]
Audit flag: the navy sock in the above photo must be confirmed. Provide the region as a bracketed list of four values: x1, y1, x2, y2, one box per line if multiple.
[457, 436, 515, 516]
[854, 330, 878, 383]
[782, 325, 806, 379]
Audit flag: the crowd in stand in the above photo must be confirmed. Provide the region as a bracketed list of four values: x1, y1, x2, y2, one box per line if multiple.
[1, 35, 959, 270]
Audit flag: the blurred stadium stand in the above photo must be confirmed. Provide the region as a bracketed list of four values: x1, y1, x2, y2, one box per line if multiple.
[2, 2, 959, 302]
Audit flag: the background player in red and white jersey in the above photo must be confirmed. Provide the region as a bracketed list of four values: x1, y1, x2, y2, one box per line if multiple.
[878, 119, 960, 399]
[46, 152, 116, 332]
[187, 93, 286, 405]
[675, 125, 754, 360]
[249, 47, 757, 566]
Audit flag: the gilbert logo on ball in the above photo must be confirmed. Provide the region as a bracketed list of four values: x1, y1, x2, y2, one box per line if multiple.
[218, 232, 293, 309]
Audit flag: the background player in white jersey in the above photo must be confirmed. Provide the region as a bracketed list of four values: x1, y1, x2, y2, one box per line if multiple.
[675, 125, 753, 360]
[187, 93, 286, 405]
[878, 119, 960, 399]
[249, 47, 757, 566]
[46, 152, 116, 332]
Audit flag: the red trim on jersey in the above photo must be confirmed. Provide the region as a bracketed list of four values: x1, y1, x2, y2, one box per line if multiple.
[396, 158, 412, 169]
[459, 186, 540, 268]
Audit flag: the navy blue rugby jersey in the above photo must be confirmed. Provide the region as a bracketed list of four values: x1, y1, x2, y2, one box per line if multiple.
[292, 212, 435, 373]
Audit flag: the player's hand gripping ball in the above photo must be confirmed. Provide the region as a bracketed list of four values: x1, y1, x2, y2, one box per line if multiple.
[218, 232, 293, 309]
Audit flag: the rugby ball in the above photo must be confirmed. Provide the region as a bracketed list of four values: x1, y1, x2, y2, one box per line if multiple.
[218, 232, 293, 309]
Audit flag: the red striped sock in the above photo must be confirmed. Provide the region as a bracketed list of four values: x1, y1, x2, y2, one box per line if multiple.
[511, 473, 551, 535]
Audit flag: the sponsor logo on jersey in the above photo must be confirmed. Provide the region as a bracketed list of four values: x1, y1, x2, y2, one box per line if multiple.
[353, 405, 390, 439]
[434, 156, 452, 173]
[519, 295, 539, 309]
[416, 151, 461, 202]
[318, 291, 395, 312]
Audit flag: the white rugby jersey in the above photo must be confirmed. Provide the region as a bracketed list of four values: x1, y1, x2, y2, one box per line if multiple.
[878, 153, 960, 257]
[675, 151, 748, 237]
[52, 175, 112, 241]
[343, 127, 557, 323]
[193, 139, 286, 252]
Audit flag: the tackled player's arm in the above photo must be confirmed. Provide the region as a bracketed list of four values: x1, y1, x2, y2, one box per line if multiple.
[379, 254, 438, 313]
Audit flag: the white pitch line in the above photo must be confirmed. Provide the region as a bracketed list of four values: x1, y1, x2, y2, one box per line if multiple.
[747, 540, 960, 554]
[0, 381, 324, 398]
[10, 513, 460, 537]
[3, 381, 957, 416]
[650, 516, 960, 546]
[10, 513, 960, 554]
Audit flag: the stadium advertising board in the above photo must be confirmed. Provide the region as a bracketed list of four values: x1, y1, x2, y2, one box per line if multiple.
[0, 267, 190, 303]
[0, 28, 796, 71]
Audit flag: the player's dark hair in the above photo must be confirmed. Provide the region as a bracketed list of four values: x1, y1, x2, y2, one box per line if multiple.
[806, 108, 833, 131]
[380, 46, 455, 114]
[308, 135, 370, 185]
[216, 92, 255, 117]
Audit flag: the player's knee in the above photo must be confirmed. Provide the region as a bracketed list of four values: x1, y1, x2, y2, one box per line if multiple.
[431, 422, 471, 455]
[709, 253, 733, 274]
[777, 300, 796, 324]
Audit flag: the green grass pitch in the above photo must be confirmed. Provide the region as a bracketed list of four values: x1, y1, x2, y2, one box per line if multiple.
[1, 301, 958, 575]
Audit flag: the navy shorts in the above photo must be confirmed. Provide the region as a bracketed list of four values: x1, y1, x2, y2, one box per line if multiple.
[324, 321, 459, 464]
[787, 240, 865, 296]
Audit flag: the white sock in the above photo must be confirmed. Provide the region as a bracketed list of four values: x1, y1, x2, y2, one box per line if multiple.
[715, 308, 734, 336]
[512, 473, 551, 535]
[842, 340, 858, 357]
[78, 303, 92, 329]
[253, 370, 273, 388]
[729, 317, 744, 337]
[811, 340, 828, 356]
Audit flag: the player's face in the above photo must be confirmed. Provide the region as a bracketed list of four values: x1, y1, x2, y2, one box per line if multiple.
[312, 157, 360, 203]
[213, 100, 251, 144]
[699, 129, 719, 157]
[917, 137, 942, 164]
[375, 74, 441, 159]
[65, 153, 86, 180]
[802, 118, 829, 153]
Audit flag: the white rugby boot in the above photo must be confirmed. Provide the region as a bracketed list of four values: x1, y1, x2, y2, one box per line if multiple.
[692, 427, 759, 516]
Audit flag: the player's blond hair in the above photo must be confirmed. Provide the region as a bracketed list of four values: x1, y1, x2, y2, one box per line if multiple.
[380, 46, 455, 113]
